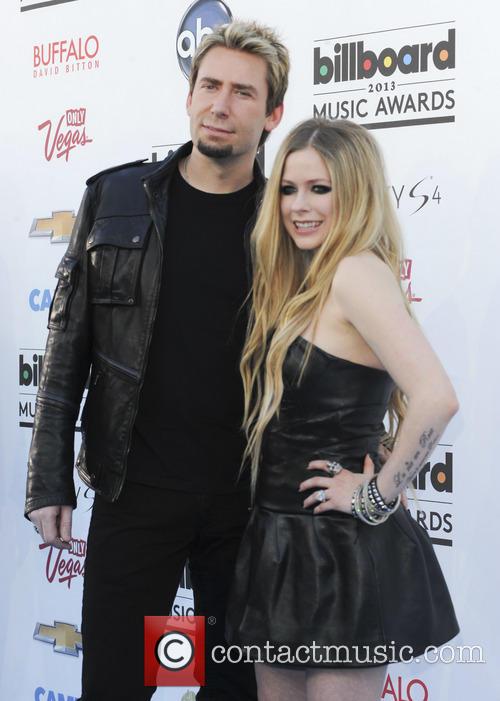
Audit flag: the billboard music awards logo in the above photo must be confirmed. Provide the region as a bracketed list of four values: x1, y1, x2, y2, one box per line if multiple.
[18, 349, 86, 430]
[19, 348, 45, 428]
[37, 108, 93, 162]
[313, 21, 456, 129]
[408, 443, 454, 547]
[38, 537, 86, 589]
[19, 350, 44, 427]
[21, 0, 78, 12]
[177, 0, 232, 78]
[33, 621, 82, 656]
[33, 35, 100, 79]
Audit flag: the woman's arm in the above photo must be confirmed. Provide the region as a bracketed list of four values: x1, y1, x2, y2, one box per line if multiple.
[332, 251, 459, 504]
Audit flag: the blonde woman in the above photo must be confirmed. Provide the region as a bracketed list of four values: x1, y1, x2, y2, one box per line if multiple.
[226, 118, 459, 701]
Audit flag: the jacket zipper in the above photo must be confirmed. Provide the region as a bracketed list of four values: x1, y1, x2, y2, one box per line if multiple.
[93, 350, 140, 382]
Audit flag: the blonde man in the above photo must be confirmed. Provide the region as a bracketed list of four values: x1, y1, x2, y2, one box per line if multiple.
[26, 21, 289, 701]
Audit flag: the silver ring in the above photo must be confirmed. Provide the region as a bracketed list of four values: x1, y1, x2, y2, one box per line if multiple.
[316, 489, 327, 504]
[326, 460, 343, 476]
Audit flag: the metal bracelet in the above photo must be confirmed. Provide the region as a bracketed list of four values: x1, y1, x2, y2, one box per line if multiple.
[367, 477, 400, 515]
[352, 484, 388, 526]
[361, 481, 390, 524]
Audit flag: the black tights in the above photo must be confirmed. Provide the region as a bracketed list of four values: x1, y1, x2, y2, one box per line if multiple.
[255, 663, 387, 701]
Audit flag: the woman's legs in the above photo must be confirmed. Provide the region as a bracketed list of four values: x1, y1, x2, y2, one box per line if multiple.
[255, 663, 306, 701]
[306, 665, 387, 701]
[255, 662, 386, 701]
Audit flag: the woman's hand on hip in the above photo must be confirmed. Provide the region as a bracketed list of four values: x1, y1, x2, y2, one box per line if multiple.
[299, 454, 375, 515]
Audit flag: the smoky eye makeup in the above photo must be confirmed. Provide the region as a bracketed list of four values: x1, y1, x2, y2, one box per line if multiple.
[279, 183, 332, 195]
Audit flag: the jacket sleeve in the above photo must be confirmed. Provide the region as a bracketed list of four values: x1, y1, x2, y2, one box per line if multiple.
[24, 186, 95, 519]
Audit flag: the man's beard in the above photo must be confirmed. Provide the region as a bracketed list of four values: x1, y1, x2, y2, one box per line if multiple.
[197, 139, 234, 159]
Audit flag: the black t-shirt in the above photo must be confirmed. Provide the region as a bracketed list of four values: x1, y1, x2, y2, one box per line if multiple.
[126, 167, 257, 493]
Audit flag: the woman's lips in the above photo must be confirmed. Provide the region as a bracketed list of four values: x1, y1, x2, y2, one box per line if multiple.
[293, 221, 322, 233]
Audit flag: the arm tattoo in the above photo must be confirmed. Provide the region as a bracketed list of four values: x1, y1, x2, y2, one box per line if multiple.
[392, 428, 439, 491]
[419, 428, 435, 448]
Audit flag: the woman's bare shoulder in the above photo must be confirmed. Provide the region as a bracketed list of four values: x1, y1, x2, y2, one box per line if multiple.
[334, 251, 398, 298]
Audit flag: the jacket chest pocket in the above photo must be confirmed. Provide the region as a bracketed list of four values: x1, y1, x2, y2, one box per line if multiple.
[86, 215, 151, 305]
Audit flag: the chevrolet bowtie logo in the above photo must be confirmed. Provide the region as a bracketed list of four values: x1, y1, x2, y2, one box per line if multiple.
[29, 210, 76, 243]
[33, 621, 83, 656]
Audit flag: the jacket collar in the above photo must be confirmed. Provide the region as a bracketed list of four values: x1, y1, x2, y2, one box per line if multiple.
[143, 140, 266, 192]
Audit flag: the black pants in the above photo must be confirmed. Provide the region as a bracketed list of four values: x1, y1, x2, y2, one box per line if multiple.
[78, 481, 256, 701]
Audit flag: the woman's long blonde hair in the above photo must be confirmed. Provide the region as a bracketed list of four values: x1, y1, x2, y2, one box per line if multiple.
[241, 118, 411, 493]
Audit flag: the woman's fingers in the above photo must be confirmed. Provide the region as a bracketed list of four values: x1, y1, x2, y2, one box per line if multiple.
[303, 490, 332, 509]
[307, 459, 344, 476]
[298, 475, 332, 493]
[307, 459, 333, 472]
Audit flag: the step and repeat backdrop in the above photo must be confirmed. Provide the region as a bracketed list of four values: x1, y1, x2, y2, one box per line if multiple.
[1, 0, 498, 699]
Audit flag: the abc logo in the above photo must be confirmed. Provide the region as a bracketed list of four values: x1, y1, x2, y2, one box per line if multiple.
[176, 0, 232, 79]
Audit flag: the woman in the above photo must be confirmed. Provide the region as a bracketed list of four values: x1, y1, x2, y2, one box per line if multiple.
[226, 118, 459, 701]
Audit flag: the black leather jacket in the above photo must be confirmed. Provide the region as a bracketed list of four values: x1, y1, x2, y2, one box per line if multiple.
[24, 142, 264, 518]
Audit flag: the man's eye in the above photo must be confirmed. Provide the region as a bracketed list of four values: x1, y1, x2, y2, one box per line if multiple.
[280, 185, 296, 195]
[236, 90, 251, 97]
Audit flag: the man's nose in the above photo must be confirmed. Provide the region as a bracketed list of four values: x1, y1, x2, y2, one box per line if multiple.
[210, 89, 231, 117]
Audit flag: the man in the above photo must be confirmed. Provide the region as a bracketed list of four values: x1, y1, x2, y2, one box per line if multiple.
[25, 20, 289, 701]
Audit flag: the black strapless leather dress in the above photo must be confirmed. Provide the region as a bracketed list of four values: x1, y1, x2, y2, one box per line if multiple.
[226, 336, 459, 667]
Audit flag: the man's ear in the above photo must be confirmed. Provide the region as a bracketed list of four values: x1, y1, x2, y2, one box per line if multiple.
[264, 103, 284, 136]
[186, 92, 192, 116]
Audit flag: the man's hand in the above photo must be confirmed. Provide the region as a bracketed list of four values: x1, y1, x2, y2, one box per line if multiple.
[29, 505, 73, 550]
